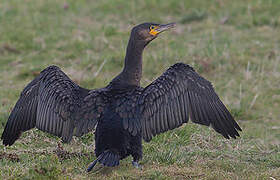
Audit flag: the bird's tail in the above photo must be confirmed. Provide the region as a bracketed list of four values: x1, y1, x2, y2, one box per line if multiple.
[87, 150, 120, 172]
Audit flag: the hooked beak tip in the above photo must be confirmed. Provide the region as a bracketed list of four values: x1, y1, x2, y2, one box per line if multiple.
[157, 22, 176, 33]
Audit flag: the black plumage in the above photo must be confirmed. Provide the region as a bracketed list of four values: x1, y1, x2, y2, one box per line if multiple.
[1, 22, 241, 171]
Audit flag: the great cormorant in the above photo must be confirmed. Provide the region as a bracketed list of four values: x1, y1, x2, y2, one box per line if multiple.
[1, 22, 241, 171]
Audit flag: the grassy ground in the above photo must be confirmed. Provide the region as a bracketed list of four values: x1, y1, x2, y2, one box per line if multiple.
[0, 0, 279, 179]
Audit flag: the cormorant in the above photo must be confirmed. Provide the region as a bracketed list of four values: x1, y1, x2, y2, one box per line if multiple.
[1, 22, 242, 171]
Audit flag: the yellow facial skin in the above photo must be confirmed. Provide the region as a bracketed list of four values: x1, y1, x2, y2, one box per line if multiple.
[149, 25, 160, 36]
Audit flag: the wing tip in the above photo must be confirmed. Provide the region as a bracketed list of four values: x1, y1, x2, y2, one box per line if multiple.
[236, 125, 242, 132]
[2, 137, 15, 146]
[1, 130, 22, 146]
[227, 127, 242, 139]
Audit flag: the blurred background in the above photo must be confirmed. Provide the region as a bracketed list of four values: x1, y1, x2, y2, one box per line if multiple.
[0, 0, 279, 179]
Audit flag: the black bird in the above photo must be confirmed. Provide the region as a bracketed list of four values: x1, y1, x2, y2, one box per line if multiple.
[1, 22, 241, 171]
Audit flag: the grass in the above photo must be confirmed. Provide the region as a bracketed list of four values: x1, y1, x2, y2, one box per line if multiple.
[0, 0, 279, 179]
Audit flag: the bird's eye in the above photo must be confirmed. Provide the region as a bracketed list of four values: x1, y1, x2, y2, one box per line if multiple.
[149, 25, 159, 36]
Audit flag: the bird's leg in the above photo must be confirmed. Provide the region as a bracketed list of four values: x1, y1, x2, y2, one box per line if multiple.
[131, 148, 142, 169]
[131, 155, 142, 169]
[131, 137, 143, 169]
[132, 160, 141, 169]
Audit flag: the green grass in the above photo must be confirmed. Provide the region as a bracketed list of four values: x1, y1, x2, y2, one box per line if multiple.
[0, 0, 280, 179]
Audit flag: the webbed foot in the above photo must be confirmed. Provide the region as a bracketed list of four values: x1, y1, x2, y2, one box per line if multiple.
[132, 161, 142, 169]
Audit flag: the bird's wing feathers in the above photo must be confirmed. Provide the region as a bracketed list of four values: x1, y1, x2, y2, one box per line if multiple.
[1, 74, 41, 146]
[73, 89, 106, 137]
[1, 66, 105, 146]
[116, 88, 143, 136]
[2, 63, 241, 146]
[138, 63, 241, 142]
[35, 66, 85, 142]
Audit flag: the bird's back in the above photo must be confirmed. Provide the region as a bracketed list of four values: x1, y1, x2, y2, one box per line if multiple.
[94, 86, 143, 159]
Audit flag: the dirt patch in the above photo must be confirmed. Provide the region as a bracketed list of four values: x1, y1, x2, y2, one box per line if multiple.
[0, 152, 20, 162]
[53, 143, 91, 161]
[1, 144, 93, 162]
[0, 43, 20, 54]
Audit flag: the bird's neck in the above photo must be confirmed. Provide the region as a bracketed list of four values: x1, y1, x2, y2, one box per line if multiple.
[112, 37, 145, 87]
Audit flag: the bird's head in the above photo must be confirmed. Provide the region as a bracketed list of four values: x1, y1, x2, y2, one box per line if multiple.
[130, 22, 176, 45]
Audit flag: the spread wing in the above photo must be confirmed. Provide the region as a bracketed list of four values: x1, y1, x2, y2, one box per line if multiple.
[1, 65, 105, 146]
[138, 63, 242, 142]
